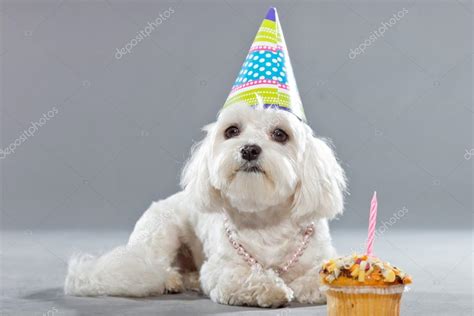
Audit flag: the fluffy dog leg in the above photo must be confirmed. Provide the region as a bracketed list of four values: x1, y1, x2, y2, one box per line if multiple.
[65, 195, 185, 297]
[64, 244, 171, 297]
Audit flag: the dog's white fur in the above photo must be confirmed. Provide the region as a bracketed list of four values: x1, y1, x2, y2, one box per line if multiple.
[64, 103, 346, 307]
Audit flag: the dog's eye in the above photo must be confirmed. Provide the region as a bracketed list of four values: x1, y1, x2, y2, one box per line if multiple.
[271, 128, 288, 143]
[224, 126, 240, 139]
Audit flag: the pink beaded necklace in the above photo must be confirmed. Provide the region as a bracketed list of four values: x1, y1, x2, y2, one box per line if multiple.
[224, 217, 315, 275]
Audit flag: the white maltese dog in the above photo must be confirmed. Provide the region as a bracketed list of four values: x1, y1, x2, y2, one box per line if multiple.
[64, 102, 346, 307]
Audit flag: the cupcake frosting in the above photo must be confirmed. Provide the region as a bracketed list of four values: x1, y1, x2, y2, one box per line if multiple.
[320, 254, 412, 287]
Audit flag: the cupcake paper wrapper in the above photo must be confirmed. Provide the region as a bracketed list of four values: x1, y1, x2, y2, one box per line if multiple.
[320, 284, 407, 295]
[325, 289, 403, 316]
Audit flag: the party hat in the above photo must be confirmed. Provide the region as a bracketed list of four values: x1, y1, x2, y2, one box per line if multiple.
[223, 8, 305, 121]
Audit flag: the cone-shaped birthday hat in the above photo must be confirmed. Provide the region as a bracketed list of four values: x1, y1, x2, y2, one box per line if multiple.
[223, 8, 305, 121]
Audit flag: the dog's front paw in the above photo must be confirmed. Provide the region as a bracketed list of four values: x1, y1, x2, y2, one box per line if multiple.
[255, 281, 293, 308]
[289, 276, 326, 304]
[210, 282, 292, 308]
[208, 269, 293, 308]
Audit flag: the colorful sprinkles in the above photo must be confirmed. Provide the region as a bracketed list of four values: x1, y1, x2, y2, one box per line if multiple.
[320, 254, 412, 286]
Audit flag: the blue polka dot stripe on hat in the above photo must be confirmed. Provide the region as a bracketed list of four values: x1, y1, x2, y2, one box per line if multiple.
[234, 50, 288, 87]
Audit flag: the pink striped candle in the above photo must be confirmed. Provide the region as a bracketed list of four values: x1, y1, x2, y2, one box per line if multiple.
[366, 191, 378, 256]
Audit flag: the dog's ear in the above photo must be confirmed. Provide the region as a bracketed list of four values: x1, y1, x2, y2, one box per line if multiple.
[181, 123, 220, 210]
[292, 128, 347, 221]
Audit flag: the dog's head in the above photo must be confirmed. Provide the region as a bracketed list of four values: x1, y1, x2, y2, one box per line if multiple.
[181, 103, 346, 221]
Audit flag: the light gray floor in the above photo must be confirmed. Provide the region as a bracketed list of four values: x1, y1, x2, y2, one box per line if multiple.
[1, 229, 472, 315]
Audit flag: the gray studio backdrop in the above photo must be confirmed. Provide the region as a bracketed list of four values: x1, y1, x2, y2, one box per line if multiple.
[1, 0, 472, 231]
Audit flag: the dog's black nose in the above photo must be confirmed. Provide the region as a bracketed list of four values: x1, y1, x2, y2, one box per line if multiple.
[240, 144, 261, 161]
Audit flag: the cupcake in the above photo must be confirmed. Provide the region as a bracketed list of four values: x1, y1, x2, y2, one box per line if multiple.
[319, 254, 412, 316]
